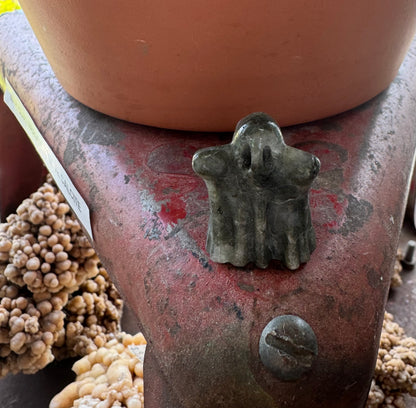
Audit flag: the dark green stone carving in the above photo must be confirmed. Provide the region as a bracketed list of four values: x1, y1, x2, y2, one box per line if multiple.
[192, 112, 320, 270]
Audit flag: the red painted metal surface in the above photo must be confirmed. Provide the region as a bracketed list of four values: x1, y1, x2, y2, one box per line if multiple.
[0, 92, 45, 220]
[1, 12, 416, 408]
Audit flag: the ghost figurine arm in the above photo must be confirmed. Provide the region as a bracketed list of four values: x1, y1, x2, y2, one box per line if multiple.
[192, 146, 229, 179]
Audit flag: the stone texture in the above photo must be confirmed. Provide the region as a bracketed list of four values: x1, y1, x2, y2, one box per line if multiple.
[192, 112, 320, 270]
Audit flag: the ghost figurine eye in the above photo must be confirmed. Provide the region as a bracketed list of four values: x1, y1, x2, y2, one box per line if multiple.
[240, 143, 251, 170]
[262, 145, 273, 172]
[192, 112, 320, 270]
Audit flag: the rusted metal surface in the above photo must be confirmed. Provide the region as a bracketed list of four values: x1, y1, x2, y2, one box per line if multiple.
[0, 92, 45, 221]
[1, 11, 416, 408]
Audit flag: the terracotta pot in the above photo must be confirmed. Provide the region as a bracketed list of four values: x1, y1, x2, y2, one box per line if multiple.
[18, 1, 416, 131]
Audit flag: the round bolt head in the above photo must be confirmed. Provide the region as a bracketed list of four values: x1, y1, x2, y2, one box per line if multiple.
[259, 315, 318, 381]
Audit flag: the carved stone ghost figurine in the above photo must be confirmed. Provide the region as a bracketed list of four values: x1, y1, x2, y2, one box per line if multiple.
[192, 112, 320, 270]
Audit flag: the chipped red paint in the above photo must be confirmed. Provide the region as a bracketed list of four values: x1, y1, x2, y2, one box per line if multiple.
[158, 200, 187, 226]
[310, 190, 347, 229]
[1, 12, 416, 408]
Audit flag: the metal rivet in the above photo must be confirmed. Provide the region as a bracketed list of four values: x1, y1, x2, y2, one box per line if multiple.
[259, 315, 318, 381]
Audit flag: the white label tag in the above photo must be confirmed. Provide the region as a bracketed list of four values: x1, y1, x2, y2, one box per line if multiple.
[3, 78, 94, 242]
[128, 344, 147, 363]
